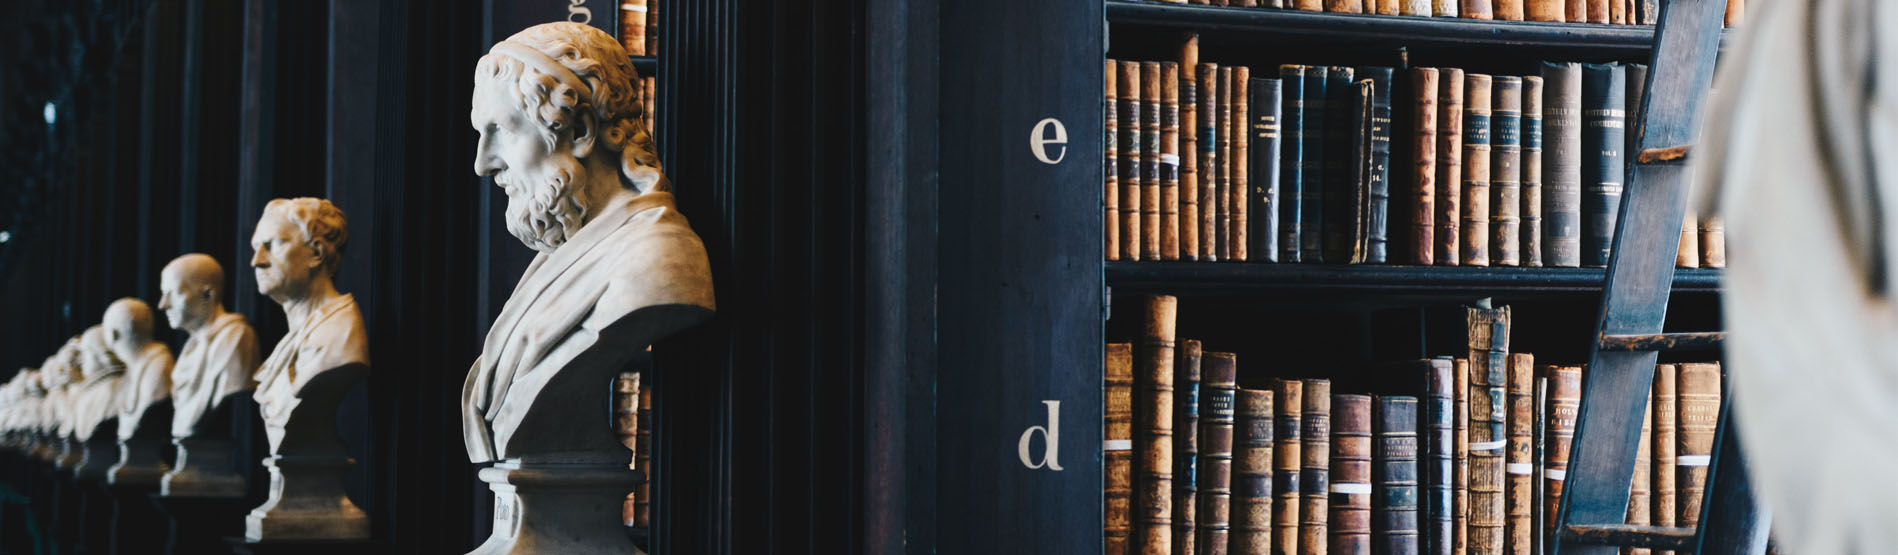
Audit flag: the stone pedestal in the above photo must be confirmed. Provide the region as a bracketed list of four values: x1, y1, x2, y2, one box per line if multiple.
[469, 461, 646, 555]
[53, 437, 82, 470]
[106, 436, 171, 487]
[153, 494, 251, 555]
[244, 455, 367, 541]
[162, 437, 247, 497]
[74, 434, 118, 482]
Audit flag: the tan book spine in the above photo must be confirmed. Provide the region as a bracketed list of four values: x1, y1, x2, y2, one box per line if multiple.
[1411, 68, 1440, 266]
[1651, 364, 1678, 555]
[1587, 0, 1607, 22]
[1108, 61, 1121, 261]
[636, 381, 654, 526]
[1233, 68, 1252, 262]
[1219, 67, 1237, 261]
[1135, 296, 1179, 554]
[1726, 0, 1743, 26]
[1437, 69, 1465, 266]
[1120, 61, 1143, 261]
[1699, 216, 1726, 268]
[1504, 354, 1534, 555]
[1201, 353, 1240, 555]
[1297, 0, 1325, 11]
[1329, 394, 1373, 555]
[1566, 0, 1585, 25]
[621, 0, 649, 56]
[646, 0, 658, 56]
[1460, 0, 1493, 19]
[1108, 343, 1137, 555]
[1182, 39, 1202, 261]
[1496, 0, 1524, 20]
[1301, 379, 1333, 555]
[1490, 77, 1522, 267]
[1676, 209, 1699, 268]
[1178, 341, 1204, 555]
[1233, 388, 1275, 555]
[1379, 0, 1401, 15]
[1200, 64, 1221, 262]
[1434, 0, 1460, 16]
[1521, 76, 1544, 268]
[1454, 358, 1471, 555]
[1275, 379, 1305, 555]
[1622, 391, 1651, 555]
[1527, 0, 1564, 21]
[1326, 0, 1364, 13]
[1461, 75, 1493, 267]
[1144, 62, 1165, 260]
[1677, 363, 1721, 531]
[1466, 306, 1510, 555]
[1163, 62, 1184, 261]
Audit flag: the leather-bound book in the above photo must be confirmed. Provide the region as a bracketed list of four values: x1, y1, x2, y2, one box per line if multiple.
[1252, 78, 1284, 263]
[1434, 0, 1459, 17]
[1640, 0, 1657, 23]
[1676, 208, 1700, 268]
[1460, 75, 1493, 267]
[1436, 69, 1465, 266]
[1219, 66, 1237, 261]
[1539, 63, 1583, 267]
[1364, 67, 1395, 264]
[1201, 353, 1241, 555]
[1521, 76, 1544, 267]
[1545, 365, 1581, 551]
[1276, 379, 1305, 555]
[1279, 65, 1309, 263]
[1496, 0, 1524, 20]
[1145, 62, 1166, 261]
[1699, 217, 1726, 268]
[1327, 77, 1372, 265]
[1587, 0, 1607, 22]
[1580, 63, 1626, 268]
[1233, 388, 1276, 555]
[1182, 39, 1202, 261]
[1202, 63, 1222, 262]
[1403, 0, 1431, 16]
[1460, 0, 1493, 20]
[1298, 0, 1324, 11]
[1178, 341, 1206, 555]
[1163, 62, 1184, 261]
[1109, 343, 1138, 555]
[1379, 0, 1400, 15]
[1301, 379, 1333, 555]
[1504, 354, 1534, 555]
[1422, 359, 1455, 555]
[646, 0, 659, 56]
[1566, 0, 1585, 23]
[1609, 0, 1625, 23]
[1651, 364, 1677, 555]
[1302, 66, 1333, 263]
[1527, 0, 1563, 20]
[1623, 389, 1651, 555]
[621, 0, 648, 56]
[1411, 68, 1440, 266]
[1490, 77, 1522, 267]
[1375, 396, 1421, 555]
[1330, 394, 1373, 555]
[1531, 373, 1545, 555]
[1466, 306, 1510, 555]
[1677, 363, 1721, 532]
[1121, 61, 1144, 262]
[1135, 296, 1179, 554]
[1626, 64, 1648, 164]
[1453, 358, 1471, 555]
[1233, 68, 1253, 262]
[1108, 61, 1121, 261]
[1326, 0, 1364, 14]
[635, 380, 654, 527]
[1726, 0, 1743, 25]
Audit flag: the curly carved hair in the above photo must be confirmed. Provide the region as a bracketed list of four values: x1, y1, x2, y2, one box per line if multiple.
[474, 21, 666, 195]
[265, 198, 350, 279]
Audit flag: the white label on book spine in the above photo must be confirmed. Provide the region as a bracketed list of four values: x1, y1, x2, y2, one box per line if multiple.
[1545, 469, 1566, 480]
[1330, 483, 1373, 495]
[1506, 463, 1534, 475]
[1104, 439, 1133, 451]
[1471, 440, 1508, 451]
[1676, 455, 1711, 466]
[1160, 153, 1181, 165]
[621, 3, 649, 12]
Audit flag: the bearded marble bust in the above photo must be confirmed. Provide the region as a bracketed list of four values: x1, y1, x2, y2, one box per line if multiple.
[160, 253, 260, 439]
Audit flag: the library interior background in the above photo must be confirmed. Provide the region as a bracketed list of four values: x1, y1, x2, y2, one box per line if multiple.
[0, 0, 1887, 553]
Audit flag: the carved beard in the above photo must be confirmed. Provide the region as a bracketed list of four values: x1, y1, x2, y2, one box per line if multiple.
[496, 154, 590, 253]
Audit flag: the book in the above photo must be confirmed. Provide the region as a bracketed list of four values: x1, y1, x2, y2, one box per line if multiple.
[1201, 353, 1241, 555]
[1461, 75, 1493, 267]
[1182, 39, 1202, 261]
[1700, 217, 1726, 268]
[1566, 0, 1585, 23]
[1252, 78, 1285, 263]
[1496, 0, 1524, 20]
[1504, 354, 1534, 555]
[621, 0, 649, 56]
[1677, 363, 1721, 532]
[630, 376, 653, 527]
[1364, 67, 1395, 265]
[1275, 379, 1305, 555]
[1298, 0, 1324, 11]
[1203, 63, 1223, 262]
[1322, 67, 1359, 264]
[1108, 61, 1121, 261]
[1545, 365, 1581, 551]
[1374, 396, 1420, 555]
[1609, 0, 1626, 23]
[646, 0, 659, 56]
[1135, 296, 1179, 554]
[1467, 306, 1510, 555]
[1641, 0, 1658, 23]
[1726, 0, 1743, 26]
[1453, 358, 1471, 555]
[1490, 77, 1523, 267]
[1233, 68, 1253, 262]
[1436, 68, 1465, 266]
[1279, 65, 1309, 263]
[1302, 66, 1332, 263]
[1521, 77, 1544, 268]
[1460, 0, 1494, 20]
[1580, 64, 1626, 268]
[1326, 0, 1365, 15]
[1651, 364, 1678, 555]
[1411, 68, 1440, 266]
[1403, 0, 1432, 16]
[1587, 0, 1607, 22]
[1234, 388, 1275, 555]
[1145, 62, 1165, 261]
[1121, 61, 1144, 262]
[1625, 64, 1648, 170]
[1531, 373, 1546, 555]
[1527, 0, 1563, 21]
[1540, 63, 1583, 267]
[1330, 394, 1373, 555]
[1178, 341, 1205, 555]
[1220, 67, 1237, 261]
[1108, 343, 1137, 555]
[1302, 379, 1333, 555]
[1378, 0, 1400, 15]
[1424, 359, 1455, 555]
[1163, 62, 1184, 261]
[1677, 207, 1700, 268]
[1623, 388, 1651, 555]
[1434, 0, 1460, 17]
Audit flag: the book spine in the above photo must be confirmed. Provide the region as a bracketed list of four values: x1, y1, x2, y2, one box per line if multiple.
[1587, 0, 1608, 22]
[1651, 364, 1678, 555]
[1466, 306, 1510, 555]
[1330, 394, 1373, 555]
[1403, 0, 1432, 16]
[1527, 0, 1564, 20]
[1121, 61, 1144, 262]
[1453, 358, 1471, 555]
[1504, 354, 1534, 555]
[1301, 379, 1333, 555]
[1521, 76, 1544, 268]
[1233, 388, 1276, 555]
[1425, 359, 1455, 555]
[1375, 396, 1421, 555]
[1163, 63, 1184, 261]
[1699, 217, 1726, 268]
[1182, 39, 1202, 261]
[1233, 68, 1253, 262]
[1145, 62, 1165, 261]
[1461, 75, 1493, 267]
[1436, 69, 1465, 266]
[1580, 64, 1626, 268]
[1178, 341, 1205, 555]
[1531, 373, 1546, 555]
[1298, 0, 1324, 10]
[646, 0, 659, 55]
[1276, 379, 1305, 555]
[635, 381, 653, 527]
[1677, 363, 1721, 531]
[1411, 68, 1440, 266]
[1460, 0, 1494, 19]
[1365, 67, 1395, 265]
[1301, 67, 1331, 263]
[1326, 0, 1365, 15]
[1379, 0, 1401, 15]
[1496, 0, 1524, 20]
[1540, 63, 1583, 267]
[1610, 0, 1626, 23]
[1546, 365, 1581, 552]
[1490, 77, 1522, 267]
[1625, 64, 1648, 176]
[1566, 0, 1585, 23]
[1201, 353, 1241, 555]
[1203, 64, 1223, 262]
[1279, 65, 1308, 263]
[1324, 67, 1361, 264]
[1220, 67, 1237, 261]
[1108, 61, 1121, 261]
[1434, 0, 1460, 17]
[1642, 0, 1658, 23]
[1135, 296, 1179, 554]
[1108, 343, 1137, 555]
[1252, 78, 1285, 263]
[621, 0, 649, 56]
[1677, 207, 1700, 268]
[1623, 394, 1652, 555]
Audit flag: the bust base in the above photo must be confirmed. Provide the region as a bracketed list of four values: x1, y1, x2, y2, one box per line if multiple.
[244, 455, 369, 541]
[74, 436, 118, 481]
[107, 436, 171, 487]
[162, 437, 248, 497]
[467, 460, 646, 555]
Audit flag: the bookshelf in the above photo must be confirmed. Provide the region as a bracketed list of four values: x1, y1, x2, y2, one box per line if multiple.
[1109, 263, 1720, 297]
[1107, 1, 1664, 51]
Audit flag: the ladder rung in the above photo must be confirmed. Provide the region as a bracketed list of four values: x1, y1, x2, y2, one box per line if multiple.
[1599, 331, 1725, 352]
[1562, 524, 1698, 550]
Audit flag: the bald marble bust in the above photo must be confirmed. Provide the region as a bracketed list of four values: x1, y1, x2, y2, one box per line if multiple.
[160, 254, 259, 438]
[105, 298, 174, 442]
[69, 326, 126, 444]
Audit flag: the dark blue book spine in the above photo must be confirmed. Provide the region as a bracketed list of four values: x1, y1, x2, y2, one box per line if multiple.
[1299, 66, 1330, 263]
[1375, 396, 1420, 555]
[1580, 63, 1626, 268]
[1363, 67, 1395, 264]
[1251, 78, 1284, 263]
[1322, 66, 1357, 264]
[1278, 65, 1307, 263]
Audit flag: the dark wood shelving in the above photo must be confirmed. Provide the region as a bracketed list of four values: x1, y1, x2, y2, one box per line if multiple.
[1106, 261, 1720, 297]
[1107, 0, 1669, 52]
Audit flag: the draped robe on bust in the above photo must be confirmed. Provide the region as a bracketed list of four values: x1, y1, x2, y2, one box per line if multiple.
[115, 343, 174, 441]
[170, 312, 260, 438]
[253, 293, 370, 450]
[71, 373, 124, 441]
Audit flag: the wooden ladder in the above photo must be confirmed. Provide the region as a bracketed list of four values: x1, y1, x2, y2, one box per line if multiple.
[1549, 0, 1771, 553]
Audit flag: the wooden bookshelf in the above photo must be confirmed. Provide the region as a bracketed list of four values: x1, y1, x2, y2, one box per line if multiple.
[1107, 262, 1720, 297]
[1107, 0, 1664, 51]
[630, 55, 657, 75]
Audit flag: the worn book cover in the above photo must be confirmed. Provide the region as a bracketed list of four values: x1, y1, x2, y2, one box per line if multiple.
[1326, 0, 1365, 14]
[1302, 379, 1334, 555]
[1586, 0, 1607, 22]
[1496, 0, 1524, 20]
[1424, 359, 1456, 555]
[1202, 63, 1223, 262]
[1219, 67, 1237, 261]
[1108, 343, 1137, 555]
[1364, 67, 1396, 264]
[1461, 75, 1494, 267]
[1466, 306, 1510, 555]
[1490, 77, 1523, 267]
[1520, 76, 1544, 268]
[1504, 354, 1534, 555]
[1177, 341, 1205, 555]
[1134, 296, 1179, 554]
[1276, 379, 1306, 555]
[1162, 62, 1184, 261]
[1279, 65, 1309, 263]
[1233, 68, 1253, 262]
[1121, 61, 1144, 262]
[1182, 38, 1202, 261]
[1651, 364, 1678, 555]
[1321, 67, 1358, 264]
[1201, 353, 1240, 555]
[1437, 68, 1466, 266]
[1677, 363, 1720, 531]
[1580, 64, 1626, 268]
[1107, 61, 1121, 261]
[1302, 67, 1333, 263]
[1677, 208, 1700, 268]
[1527, 0, 1564, 20]
[1252, 78, 1285, 262]
[1329, 394, 1373, 555]
[1233, 388, 1275, 555]
[1411, 68, 1440, 266]
[1700, 217, 1726, 268]
[1539, 63, 1583, 267]
[1374, 396, 1421, 555]
[1454, 358, 1471, 555]
[1623, 387, 1651, 555]
[1460, 0, 1494, 19]
[1144, 62, 1165, 261]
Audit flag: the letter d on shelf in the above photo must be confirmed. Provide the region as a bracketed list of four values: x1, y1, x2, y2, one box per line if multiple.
[1017, 400, 1063, 471]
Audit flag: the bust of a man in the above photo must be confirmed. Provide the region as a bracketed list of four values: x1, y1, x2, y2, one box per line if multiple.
[70, 326, 127, 442]
[36, 344, 80, 461]
[463, 21, 714, 463]
[160, 254, 260, 438]
[251, 198, 370, 452]
[105, 298, 174, 441]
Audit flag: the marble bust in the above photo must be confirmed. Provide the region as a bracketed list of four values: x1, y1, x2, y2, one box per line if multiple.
[36, 342, 82, 465]
[71, 325, 127, 480]
[158, 254, 261, 497]
[104, 298, 176, 486]
[464, 21, 713, 553]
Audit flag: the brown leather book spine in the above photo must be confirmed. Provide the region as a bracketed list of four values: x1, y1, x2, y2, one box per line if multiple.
[1641, 0, 1657, 23]
[1726, 0, 1743, 26]
[1275, 379, 1304, 555]
[1466, 306, 1510, 555]
[1164, 62, 1184, 262]
[1651, 364, 1677, 555]
[1411, 68, 1440, 266]
[1453, 358, 1470, 555]
[1328, 394, 1372, 555]
[1504, 354, 1534, 555]
[1699, 217, 1726, 268]
[1232, 388, 1275, 555]
[1521, 76, 1544, 268]
[1676, 209, 1700, 268]
[1297, 0, 1326, 11]
[1135, 296, 1179, 554]
[1677, 363, 1720, 531]
[1381, 0, 1402, 15]
[1587, 0, 1607, 22]
[1609, 0, 1626, 23]
[1182, 38, 1202, 261]
[1233, 68, 1252, 262]
[1437, 69, 1465, 266]
[1201, 353, 1240, 555]
[1108, 343, 1138, 555]
[647, 0, 659, 56]
[1219, 67, 1236, 261]
[621, 0, 648, 56]
[1108, 61, 1121, 261]
[1459, 0, 1493, 19]
[1326, 0, 1364, 13]
[1622, 390, 1651, 555]
[1144, 62, 1165, 260]
[633, 376, 653, 526]
[1495, 0, 1524, 20]
[1461, 75, 1493, 267]
[1490, 77, 1522, 267]
[1201, 63, 1222, 262]
[1178, 341, 1205, 555]
[1301, 379, 1332, 555]
[1120, 61, 1144, 262]
[1527, 0, 1564, 20]
[1545, 365, 1581, 551]
[1565, 0, 1585, 24]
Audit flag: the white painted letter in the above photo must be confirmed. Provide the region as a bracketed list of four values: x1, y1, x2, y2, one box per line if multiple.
[1017, 400, 1064, 470]
[1030, 118, 1069, 165]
